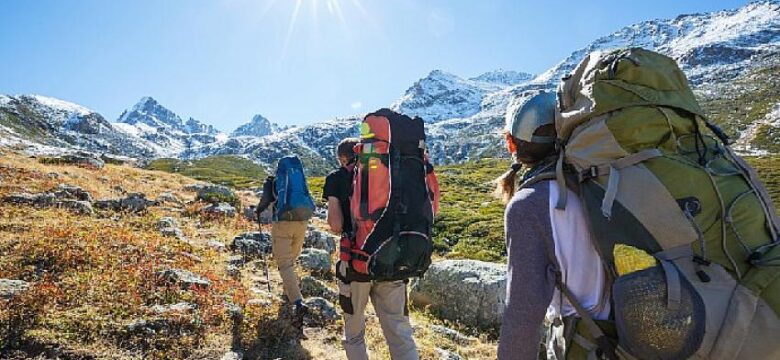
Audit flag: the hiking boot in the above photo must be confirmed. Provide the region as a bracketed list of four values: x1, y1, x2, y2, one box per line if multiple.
[291, 303, 309, 340]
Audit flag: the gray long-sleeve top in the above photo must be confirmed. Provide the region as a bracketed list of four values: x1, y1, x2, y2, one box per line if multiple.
[498, 181, 557, 360]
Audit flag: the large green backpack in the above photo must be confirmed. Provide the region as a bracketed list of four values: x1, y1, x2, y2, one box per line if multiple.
[533, 48, 780, 360]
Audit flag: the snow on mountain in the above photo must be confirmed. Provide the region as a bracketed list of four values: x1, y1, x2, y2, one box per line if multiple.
[116, 97, 223, 156]
[232, 114, 278, 137]
[0, 95, 158, 157]
[532, 0, 780, 88]
[391, 70, 508, 123]
[470, 69, 534, 86]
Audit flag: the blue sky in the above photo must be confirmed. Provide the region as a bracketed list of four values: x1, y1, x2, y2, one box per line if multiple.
[1, 0, 748, 131]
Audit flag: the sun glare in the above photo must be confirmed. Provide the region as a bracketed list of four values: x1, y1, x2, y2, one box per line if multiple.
[276, 0, 361, 60]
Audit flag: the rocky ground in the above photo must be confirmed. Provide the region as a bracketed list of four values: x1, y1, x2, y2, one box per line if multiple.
[0, 149, 498, 360]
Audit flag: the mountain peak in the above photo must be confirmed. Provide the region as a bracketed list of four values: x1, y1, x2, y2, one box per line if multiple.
[119, 96, 183, 129]
[232, 113, 276, 137]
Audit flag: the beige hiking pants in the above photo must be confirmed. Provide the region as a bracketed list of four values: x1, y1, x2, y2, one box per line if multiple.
[340, 279, 419, 360]
[271, 220, 308, 303]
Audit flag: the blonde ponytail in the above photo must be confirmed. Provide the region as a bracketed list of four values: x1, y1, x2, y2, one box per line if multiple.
[494, 162, 523, 204]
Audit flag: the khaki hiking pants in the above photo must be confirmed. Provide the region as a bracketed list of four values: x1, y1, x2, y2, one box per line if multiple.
[339, 279, 418, 360]
[271, 220, 308, 303]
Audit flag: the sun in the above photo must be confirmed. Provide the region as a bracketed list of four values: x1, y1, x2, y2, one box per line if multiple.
[278, 0, 369, 59]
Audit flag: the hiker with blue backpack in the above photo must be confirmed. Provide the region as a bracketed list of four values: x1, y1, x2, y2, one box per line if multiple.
[497, 49, 780, 360]
[256, 155, 316, 331]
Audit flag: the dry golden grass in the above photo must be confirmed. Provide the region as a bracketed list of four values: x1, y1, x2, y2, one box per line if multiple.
[0, 149, 498, 359]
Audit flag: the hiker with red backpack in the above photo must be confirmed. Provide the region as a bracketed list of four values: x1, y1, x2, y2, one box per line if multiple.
[256, 155, 316, 329]
[498, 48, 780, 360]
[324, 109, 440, 360]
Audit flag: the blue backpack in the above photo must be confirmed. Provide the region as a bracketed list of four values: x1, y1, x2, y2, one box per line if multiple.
[274, 156, 315, 221]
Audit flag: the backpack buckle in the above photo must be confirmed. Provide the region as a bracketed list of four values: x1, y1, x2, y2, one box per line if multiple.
[580, 166, 599, 182]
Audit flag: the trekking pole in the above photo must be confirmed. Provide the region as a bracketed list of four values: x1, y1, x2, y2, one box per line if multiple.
[259, 221, 272, 293]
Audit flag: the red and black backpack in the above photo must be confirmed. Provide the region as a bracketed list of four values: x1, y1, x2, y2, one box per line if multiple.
[341, 108, 440, 281]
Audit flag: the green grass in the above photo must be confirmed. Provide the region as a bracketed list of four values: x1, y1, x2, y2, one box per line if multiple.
[146, 156, 267, 189]
[430, 156, 780, 263]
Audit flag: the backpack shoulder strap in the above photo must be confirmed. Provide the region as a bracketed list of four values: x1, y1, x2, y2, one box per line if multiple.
[538, 204, 620, 360]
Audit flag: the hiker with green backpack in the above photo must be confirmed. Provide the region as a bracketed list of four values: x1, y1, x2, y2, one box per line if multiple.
[256, 155, 316, 332]
[498, 48, 780, 360]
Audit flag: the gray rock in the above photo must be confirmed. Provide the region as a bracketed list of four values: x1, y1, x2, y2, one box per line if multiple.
[156, 192, 182, 206]
[230, 232, 271, 256]
[51, 184, 92, 202]
[124, 318, 172, 335]
[226, 264, 241, 278]
[304, 227, 338, 254]
[430, 325, 477, 345]
[298, 248, 331, 274]
[243, 206, 257, 222]
[435, 348, 463, 360]
[0, 279, 30, 299]
[93, 199, 121, 211]
[300, 275, 337, 300]
[157, 269, 211, 289]
[196, 184, 238, 206]
[120, 193, 157, 213]
[1, 192, 55, 207]
[183, 183, 208, 192]
[207, 239, 227, 252]
[410, 260, 506, 330]
[157, 217, 179, 230]
[314, 207, 327, 220]
[202, 202, 237, 218]
[47, 172, 60, 179]
[151, 302, 196, 314]
[304, 297, 339, 326]
[160, 226, 185, 240]
[220, 351, 244, 360]
[56, 200, 93, 215]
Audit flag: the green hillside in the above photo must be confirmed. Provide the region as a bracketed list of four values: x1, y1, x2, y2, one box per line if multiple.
[146, 156, 267, 189]
[430, 156, 780, 262]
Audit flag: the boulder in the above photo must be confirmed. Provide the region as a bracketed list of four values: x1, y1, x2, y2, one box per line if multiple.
[120, 193, 157, 213]
[0, 279, 30, 299]
[221, 351, 244, 360]
[157, 269, 211, 289]
[298, 248, 331, 274]
[243, 206, 257, 222]
[151, 302, 196, 314]
[303, 297, 339, 326]
[160, 226, 185, 240]
[435, 348, 463, 360]
[183, 183, 207, 192]
[410, 260, 506, 329]
[304, 227, 337, 254]
[157, 217, 179, 230]
[56, 200, 93, 215]
[202, 202, 237, 218]
[430, 325, 477, 345]
[156, 192, 183, 206]
[230, 232, 271, 256]
[93, 199, 122, 211]
[300, 275, 337, 300]
[1, 192, 55, 207]
[50, 184, 92, 202]
[196, 184, 239, 207]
